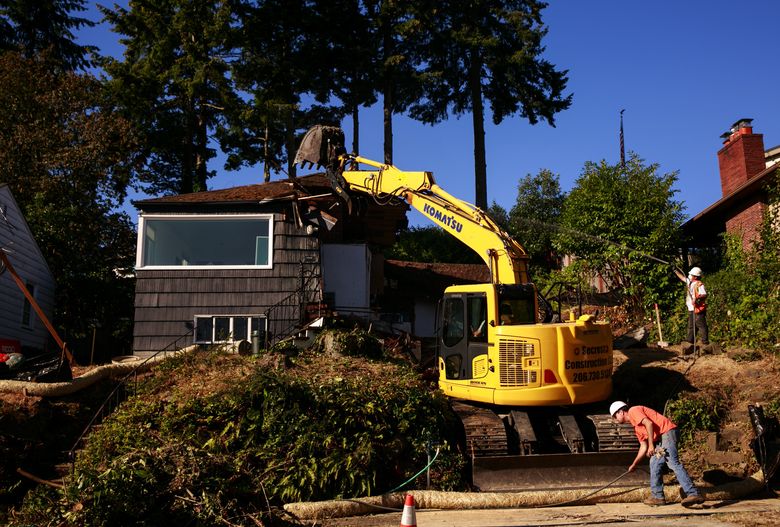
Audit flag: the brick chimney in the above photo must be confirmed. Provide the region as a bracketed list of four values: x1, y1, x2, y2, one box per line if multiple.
[717, 118, 765, 197]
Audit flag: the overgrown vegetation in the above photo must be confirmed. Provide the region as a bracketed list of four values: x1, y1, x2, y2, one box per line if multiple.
[8, 345, 465, 526]
[666, 392, 727, 446]
[665, 179, 780, 350]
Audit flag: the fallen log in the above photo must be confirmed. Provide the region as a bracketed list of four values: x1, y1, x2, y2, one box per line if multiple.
[283, 470, 767, 521]
[0, 346, 196, 397]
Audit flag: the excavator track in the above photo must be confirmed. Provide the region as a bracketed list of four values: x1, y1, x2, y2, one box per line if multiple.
[451, 401, 646, 492]
[451, 400, 508, 457]
[588, 414, 637, 451]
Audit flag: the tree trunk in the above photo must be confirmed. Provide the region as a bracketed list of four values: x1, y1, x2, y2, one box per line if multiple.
[286, 104, 296, 177]
[351, 103, 359, 154]
[263, 116, 271, 182]
[194, 107, 208, 192]
[383, 86, 393, 165]
[468, 48, 487, 210]
[181, 99, 195, 194]
[382, 22, 393, 165]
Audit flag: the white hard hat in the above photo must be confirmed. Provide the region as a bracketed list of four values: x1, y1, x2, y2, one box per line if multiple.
[609, 401, 627, 417]
[688, 267, 702, 277]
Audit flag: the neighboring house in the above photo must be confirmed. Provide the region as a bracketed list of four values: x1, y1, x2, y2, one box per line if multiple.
[683, 119, 779, 251]
[382, 260, 490, 338]
[0, 184, 56, 353]
[132, 174, 407, 355]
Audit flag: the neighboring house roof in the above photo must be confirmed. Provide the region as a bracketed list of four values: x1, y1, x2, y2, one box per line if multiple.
[0, 183, 54, 278]
[682, 163, 777, 246]
[385, 259, 489, 295]
[681, 119, 778, 249]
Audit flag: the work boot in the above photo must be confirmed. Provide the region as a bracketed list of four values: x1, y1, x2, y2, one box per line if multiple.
[643, 497, 666, 506]
[681, 495, 705, 506]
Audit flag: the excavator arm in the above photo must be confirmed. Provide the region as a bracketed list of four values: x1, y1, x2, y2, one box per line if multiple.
[294, 125, 530, 285]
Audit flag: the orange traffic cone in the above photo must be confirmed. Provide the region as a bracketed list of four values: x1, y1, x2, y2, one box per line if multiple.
[400, 493, 416, 527]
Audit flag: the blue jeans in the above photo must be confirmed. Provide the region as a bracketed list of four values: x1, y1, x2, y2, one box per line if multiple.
[649, 428, 699, 499]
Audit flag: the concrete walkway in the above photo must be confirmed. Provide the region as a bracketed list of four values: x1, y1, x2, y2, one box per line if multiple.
[318, 497, 780, 526]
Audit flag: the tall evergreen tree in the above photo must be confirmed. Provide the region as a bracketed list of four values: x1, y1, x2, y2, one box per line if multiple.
[307, 0, 377, 156]
[409, 0, 571, 209]
[365, 0, 427, 164]
[232, 0, 316, 179]
[100, 0, 241, 194]
[0, 0, 96, 70]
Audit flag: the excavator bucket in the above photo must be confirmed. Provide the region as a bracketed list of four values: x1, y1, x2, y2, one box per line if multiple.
[472, 451, 647, 492]
[294, 125, 353, 212]
[293, 125, 345, 170]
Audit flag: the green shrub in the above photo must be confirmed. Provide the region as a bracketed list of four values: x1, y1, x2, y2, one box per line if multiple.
[9, 351, 463, 525]
[666, 395, 724, 445]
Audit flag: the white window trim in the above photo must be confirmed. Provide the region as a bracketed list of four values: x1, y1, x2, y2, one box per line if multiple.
[136, 213, 274, 270]
[193, 314, 268, 344]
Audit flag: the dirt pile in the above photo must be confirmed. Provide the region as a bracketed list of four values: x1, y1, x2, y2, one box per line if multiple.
[612, 344, 780, 481]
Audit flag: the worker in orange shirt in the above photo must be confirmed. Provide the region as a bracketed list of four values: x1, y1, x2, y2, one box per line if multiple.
[610, 401, 705, 507]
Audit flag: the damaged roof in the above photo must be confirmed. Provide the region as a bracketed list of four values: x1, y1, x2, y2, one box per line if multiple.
[133, 174, 335, 209]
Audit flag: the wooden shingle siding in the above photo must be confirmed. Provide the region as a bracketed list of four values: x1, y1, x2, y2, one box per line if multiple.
[132, 209, 323, 353]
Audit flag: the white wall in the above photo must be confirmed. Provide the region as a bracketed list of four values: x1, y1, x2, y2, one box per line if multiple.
[321, 244, 370, 315]
[414, 300, 437, 338]
[0, 185, 56, 350]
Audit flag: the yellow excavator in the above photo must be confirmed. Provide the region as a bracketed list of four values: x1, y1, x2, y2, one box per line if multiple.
[295, 126, 641, 491]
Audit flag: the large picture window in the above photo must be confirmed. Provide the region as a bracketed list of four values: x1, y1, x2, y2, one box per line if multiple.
[138, 214, 273, 269]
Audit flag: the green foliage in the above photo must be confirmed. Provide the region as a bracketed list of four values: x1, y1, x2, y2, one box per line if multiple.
[555, 154, 685, 319]
[666, 178, 780, 350]
[765, 397, 780, 421]
[0, 0, 96, 71]
[666, 395, 724, 446]
[10, 352, 464, 525]
[508, 169, 565, 272]
[100, 0, 243, 194]
[316, 328, 385, 359]
[386, 225, 483, 264]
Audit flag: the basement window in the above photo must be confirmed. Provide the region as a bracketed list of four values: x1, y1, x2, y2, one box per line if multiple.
[194, 315, 267, 344]
[138, 214, 273, 269]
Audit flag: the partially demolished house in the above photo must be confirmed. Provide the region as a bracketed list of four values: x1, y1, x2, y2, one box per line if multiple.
[0, 184, 56, 354]
[132, 175, 407, 355]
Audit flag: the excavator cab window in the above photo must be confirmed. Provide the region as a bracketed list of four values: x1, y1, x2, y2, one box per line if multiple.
[468, 295, 487, 341]
[441, 297, 465, 347]
[441, 296, 465, 379]
[497, 285, 536, 325]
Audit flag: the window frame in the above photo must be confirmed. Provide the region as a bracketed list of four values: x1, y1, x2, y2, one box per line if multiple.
[193, 315, 268, 344]
[20, 280, 36, 329]
[136, 213, 274, 270]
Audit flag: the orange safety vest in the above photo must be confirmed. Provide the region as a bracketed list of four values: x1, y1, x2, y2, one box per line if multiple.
[691, 280, 706, 314]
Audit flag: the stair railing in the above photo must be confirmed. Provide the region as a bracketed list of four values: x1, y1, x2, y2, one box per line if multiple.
[66, 328, 194, 467]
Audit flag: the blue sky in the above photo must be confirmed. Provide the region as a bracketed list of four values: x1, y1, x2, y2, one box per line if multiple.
[77, 1, 780, 226]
